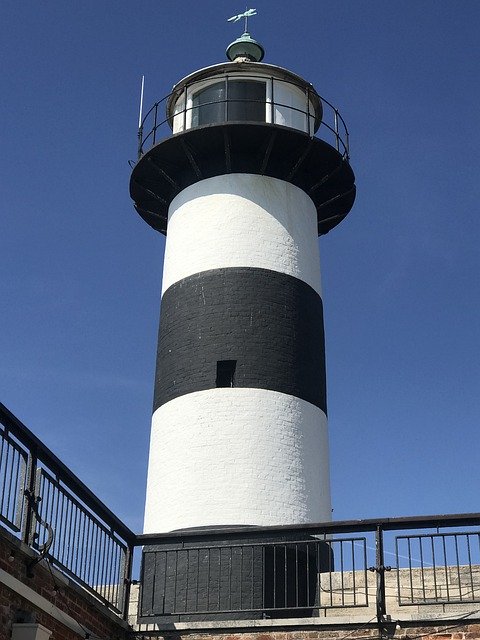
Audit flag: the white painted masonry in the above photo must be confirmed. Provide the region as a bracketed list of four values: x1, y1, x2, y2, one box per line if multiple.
[161, 174, 322, 295]
[143, 389, 331, 533]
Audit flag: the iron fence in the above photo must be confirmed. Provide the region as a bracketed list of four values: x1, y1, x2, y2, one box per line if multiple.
[139, 534, 369, 621]
[137, 515, 480, 624]
[0, 403, 135, 616]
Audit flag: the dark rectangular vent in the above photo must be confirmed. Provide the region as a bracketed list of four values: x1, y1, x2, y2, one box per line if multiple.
[216, 360, 236, 388]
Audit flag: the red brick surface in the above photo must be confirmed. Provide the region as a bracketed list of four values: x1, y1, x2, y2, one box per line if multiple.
[0, 528, 127, 640]
[139, 630, 480, 640]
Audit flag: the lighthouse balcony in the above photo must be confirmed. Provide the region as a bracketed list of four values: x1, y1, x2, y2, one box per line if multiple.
[3, 403, 480, 634]
[131, 70, 355, 236]
[137, 71, 349, 160]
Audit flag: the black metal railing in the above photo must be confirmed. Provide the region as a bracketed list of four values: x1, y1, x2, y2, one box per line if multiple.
[136, 74, 350, 161]
[137, 514, 480, 624]
[0, 403, 135, 616]
[138, 531, 369, 621]
[396, 530, 480, 605]
[2, 401, 480, 627]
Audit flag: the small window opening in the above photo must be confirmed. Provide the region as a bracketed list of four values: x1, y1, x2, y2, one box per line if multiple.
[216, 360, 236, 388]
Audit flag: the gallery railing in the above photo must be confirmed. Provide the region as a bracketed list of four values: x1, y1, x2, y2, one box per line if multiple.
[136, 74, 350, 161]
[2, 401, 480, 626]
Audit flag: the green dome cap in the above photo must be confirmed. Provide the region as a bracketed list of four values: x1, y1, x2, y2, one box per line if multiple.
[226, 32, 265, 62]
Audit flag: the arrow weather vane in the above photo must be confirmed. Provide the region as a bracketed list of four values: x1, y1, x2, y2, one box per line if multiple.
[227, 8, 257, 33]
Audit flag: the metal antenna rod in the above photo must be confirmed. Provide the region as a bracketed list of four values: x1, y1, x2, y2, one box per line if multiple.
[138, 75, 145, 129]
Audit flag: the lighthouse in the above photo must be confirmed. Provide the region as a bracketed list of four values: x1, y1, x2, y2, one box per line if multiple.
[130, 23, 355, 536]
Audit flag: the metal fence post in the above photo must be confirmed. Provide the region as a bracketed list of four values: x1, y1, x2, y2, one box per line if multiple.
[22, 448, 38, 546]
[375, 525, 387, 623]
[122, 542, 135, 621]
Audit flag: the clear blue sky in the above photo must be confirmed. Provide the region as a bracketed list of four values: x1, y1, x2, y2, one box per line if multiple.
[1, 1, 479, 533]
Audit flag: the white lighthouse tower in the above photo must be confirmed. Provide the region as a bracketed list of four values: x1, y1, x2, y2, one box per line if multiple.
[130, 24, 355, 536]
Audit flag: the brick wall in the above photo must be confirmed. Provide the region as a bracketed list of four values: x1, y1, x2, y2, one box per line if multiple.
[0, 527, 128, 640]
[135, 625, 480, 640]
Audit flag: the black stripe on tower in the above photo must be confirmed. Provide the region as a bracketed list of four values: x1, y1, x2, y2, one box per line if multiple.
[153, 267, 327, 413]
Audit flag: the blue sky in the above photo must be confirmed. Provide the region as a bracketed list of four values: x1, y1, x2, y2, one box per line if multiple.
[1, 1, 479, 533]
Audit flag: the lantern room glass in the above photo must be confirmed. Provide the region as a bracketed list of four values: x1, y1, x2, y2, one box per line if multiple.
[191, 79, 267, 126]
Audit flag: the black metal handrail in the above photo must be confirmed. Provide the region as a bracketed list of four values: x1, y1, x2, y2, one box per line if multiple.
[136, 74, 350, 161]
[0, 403, 135, 616]
[0, 403, 135, 544]
[137, 514, 480, 624]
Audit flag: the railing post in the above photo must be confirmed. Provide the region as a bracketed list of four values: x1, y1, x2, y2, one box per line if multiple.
[137, 125, 143, 160]
[225, 75, 229, 122]
[22, 448, 38, 546]
[271, 76, 275, 125]
[153, 104, 158, 146]
[334, 109, 340, 152]
[375, 525, 387, 623]
[306, 86, 311, 136]
[122, 542, 135, 621]
[183, 85, 188, 131]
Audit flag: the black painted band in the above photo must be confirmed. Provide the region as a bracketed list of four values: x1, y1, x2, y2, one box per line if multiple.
[153, 268, 327, 413]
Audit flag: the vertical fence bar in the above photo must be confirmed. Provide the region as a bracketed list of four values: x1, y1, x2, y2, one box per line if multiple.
[206, 547, 211, 611]
[122, 543, 134, 620]
[183, 85, 188, 131]
[270, 77, 275, 125]
[352, 539, 357, 605]
[454, 535, 462, 600]
[153, 104, 158, 146]
[295, 544, 299, 607]
[419, 536, 426, 601]
[3, 441, 12, 519]
[225, 76, 229, 123]
[363, 538, 369, 605]
[340, 540, 345, 605]
[334, 109, 339, 152]
[442, 535, 450, 601]
[467, 535, 475, 600]
[407, 538, 413, 603]
[306, 86, 311, 136]
[375, 525, 387, 623]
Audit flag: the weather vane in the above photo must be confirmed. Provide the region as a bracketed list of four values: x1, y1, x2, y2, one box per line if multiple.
[227, 8, 257, 33]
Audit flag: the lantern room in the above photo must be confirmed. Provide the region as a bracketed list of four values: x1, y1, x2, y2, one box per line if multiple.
[167, 61, 323, 136]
